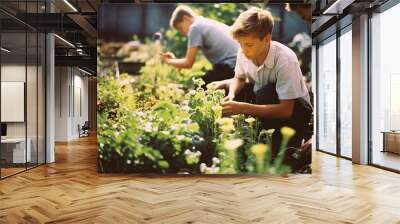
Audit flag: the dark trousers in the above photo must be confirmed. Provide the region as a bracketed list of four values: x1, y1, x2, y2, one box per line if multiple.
[201, 63, 235, 87]
[235, 83, 313, 170]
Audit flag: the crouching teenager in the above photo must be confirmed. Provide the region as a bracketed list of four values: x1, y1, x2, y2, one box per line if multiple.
[217, 7, 313, 171]
[162, 5, 239, 87]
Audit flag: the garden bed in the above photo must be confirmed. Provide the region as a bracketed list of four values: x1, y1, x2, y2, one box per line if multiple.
[97, 43, 295, 175]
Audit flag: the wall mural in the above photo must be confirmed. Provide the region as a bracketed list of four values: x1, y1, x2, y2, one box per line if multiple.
[97, 3, 312, 175]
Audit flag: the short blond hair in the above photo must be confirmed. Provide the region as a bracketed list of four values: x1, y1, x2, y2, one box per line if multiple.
[169, 5, 197, 29]
[231, 7, 274, 40]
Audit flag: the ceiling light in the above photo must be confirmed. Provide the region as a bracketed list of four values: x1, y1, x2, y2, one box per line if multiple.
[1, 47, 11, 53]
[63, 0, 78, 12]
[54, 34, 75, 48]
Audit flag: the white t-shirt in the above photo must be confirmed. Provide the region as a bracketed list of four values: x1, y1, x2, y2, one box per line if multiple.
[235, 41, 310, 103]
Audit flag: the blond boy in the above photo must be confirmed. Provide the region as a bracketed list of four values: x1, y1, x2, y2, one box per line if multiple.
[162, 5, 239, 86]
[214, 7, 313, 162]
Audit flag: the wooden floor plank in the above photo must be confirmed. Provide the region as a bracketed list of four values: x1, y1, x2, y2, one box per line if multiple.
[0, 135, 399, 223]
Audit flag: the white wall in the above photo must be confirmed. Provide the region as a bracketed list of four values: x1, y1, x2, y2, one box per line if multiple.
[55, 67, 89, 141]
[1, 65, 40, 138]
[55, 66, 69, 141]
[1, 65, 26, 139]
[1, 64, 46, 164]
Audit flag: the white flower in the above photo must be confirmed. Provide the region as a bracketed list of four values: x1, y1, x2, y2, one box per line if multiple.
[208, 166, 220, 174]
[176, 135, 185, 141]
[266, 129, 275, 136]
[200, 163, 207, 173]
[171, 125, 178, 131]
[99, 154, 103, 159]
[184, 149, 191, 155]
[245, 117, 256, 125]
[195, 151, 202, 156]
[100, 143, 104, 148]
[212, 157, 220, 165]
[182, 105, 190, 112]
[224, 139, 244, 150]
[126, 159, 132, 165]
[144, 123, 152, 132]
[161, 131, 170, 135]
[189, 90, 196, 95]
[136, 111, 144, 116]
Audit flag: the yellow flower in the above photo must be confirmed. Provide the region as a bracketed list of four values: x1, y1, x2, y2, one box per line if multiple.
[245, 117, 256, 125]
[250, 144, 268, 156]
[220, 124, 235, 132]
[217, 117, 234, 126]
[217, 117, 235, 132]
[224, 139, 244, 150]
[281, 127, 296, 140]
[251, 144, 270, 174]
[187, 123, 200, 132]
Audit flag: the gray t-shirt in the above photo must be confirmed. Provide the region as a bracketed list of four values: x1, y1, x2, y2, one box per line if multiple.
[235, 41, 310, 104]
[188, 17, 239, 68]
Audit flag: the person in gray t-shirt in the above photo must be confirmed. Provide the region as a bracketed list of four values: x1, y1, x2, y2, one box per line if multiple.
[162, 5, 239, 86]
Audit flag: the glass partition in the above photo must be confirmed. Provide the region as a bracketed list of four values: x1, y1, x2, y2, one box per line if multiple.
[339, 27, 352, 158]
[0, 10, 28, 177]
[371, 4, 400, 171]
[317, 35, 337, 154]
[0, 1, 46, 179]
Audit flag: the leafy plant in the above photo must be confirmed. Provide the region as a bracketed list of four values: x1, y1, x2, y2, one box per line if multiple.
[97, 35, 299, 175]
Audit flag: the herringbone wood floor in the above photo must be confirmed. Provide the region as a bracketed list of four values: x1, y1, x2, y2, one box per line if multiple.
[1, 135, 400, 224]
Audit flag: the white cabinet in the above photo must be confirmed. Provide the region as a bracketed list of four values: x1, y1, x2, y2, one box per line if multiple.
[1, 138, 32, 163]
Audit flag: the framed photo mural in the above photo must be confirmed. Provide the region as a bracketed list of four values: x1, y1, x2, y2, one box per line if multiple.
[97, 3, 312, 174]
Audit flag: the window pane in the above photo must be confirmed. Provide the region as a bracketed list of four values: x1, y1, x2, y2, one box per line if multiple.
[318, 37, 337, 154]
[371, 4, 400, 171]
[340, 29, 352, 158]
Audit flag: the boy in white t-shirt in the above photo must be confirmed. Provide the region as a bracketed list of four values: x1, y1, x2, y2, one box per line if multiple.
[212, 7, 313, 165]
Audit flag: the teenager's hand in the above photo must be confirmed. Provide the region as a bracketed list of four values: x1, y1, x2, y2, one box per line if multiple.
[207, 80, 226, 90]
[221, 101, 244, 116]
[223, 93, 235, 102]
[300, 138, 312, 151]
[163, 52, 175, 59]
[161, 52, 175, 63]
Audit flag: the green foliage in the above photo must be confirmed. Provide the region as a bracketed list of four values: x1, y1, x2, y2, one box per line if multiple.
[97, 35, 296, 174]
[188, 78, 224, 146]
